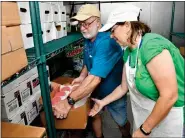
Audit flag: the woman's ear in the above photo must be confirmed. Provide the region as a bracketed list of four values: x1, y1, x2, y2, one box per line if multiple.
[125, 21, 131, 28]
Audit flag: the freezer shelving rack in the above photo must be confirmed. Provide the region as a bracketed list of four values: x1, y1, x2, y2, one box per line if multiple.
[169, 1, 185, 41]
[1, 2, 83, 138]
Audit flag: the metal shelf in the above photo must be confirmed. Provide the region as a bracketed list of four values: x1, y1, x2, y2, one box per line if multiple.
[170, 32, 185, 39]
[44, 32, 83, 60]
[25, 32, 83, 61]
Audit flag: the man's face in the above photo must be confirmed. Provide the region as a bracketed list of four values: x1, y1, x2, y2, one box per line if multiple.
[78, 17, 100, 39]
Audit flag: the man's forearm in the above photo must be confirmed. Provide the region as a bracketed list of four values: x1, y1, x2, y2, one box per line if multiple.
[69, 75, 101, 101]
[79, 66, 88, 79]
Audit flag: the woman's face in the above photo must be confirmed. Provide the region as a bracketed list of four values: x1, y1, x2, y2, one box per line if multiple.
[110, 22, 132, 47]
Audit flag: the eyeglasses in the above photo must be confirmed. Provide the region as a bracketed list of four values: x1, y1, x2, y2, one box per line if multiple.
[110, 22, 125, 34]
[78, 18, 97, 29]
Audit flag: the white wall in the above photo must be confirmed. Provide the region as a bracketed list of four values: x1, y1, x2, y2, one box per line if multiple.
[67, 2, 185, 46]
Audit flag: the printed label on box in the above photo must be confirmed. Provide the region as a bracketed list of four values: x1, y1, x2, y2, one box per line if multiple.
[7, 98, 18, 114]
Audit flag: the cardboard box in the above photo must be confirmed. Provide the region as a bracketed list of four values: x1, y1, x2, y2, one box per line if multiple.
[42, 22, 57, 43]
[2, 48, 28, 81]
[40, 77, 90, 129]
[20, 24, 34, 49]
[25, 96, 39, 125]
[2, 106, 28, 125]
[6, 26, 24, 51]
[51, 4, 60, 22]
[31, 73, 41, 95]
[1, 86, 23, 119]
[2, 2, 21, 26]
[39, 2, 53, 23]
[1, 26, 11, 55]
[17, 2, 31, 24]
[2, 66, 38, 96]
[59, 6, 66, 22]
[2, 122, 46, 138]
[1, 26, 23, 54]
[180, 46, 185, 56]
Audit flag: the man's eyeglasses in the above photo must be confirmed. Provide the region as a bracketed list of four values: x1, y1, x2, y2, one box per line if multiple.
[78, 18, 97, 29]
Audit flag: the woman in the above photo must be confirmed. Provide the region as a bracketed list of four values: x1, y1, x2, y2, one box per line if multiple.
[89, 4, 184, 137]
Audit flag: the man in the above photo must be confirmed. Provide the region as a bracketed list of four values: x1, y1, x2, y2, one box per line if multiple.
[53, 4, 130, 138]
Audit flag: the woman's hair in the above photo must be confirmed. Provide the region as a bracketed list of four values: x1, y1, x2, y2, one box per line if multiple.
[129, 21, 151, 44]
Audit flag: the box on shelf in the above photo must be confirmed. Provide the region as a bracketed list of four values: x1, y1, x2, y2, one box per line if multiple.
[62, 22, 67, 37]
[40, 77, 90, 129]
[2, 106, 28, 125]
[55, 22, 67, 38]
[39, 2, 53, 23]
[6, 26, 24, 51]
[59, 6, 66, 22]
[1, 85, 23, 119]
[31, 73, 41, 95]
[2, 67, 38, 96]
[33, 91, 42, 112]
[42, 22, 57, 43]
[2, 26, 11, 55]
[25, 96, 39, 125]
[51, 4, 60, 22]
[2, 2, 21, 26]
[2, 48, 28, 81]
[17, 2, 31, 24]
[2, 26, 24, 54]
[20, 24, 34, 49]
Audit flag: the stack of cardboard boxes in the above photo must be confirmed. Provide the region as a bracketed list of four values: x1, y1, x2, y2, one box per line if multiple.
[1, 2, 28, 81]
[1, 67, 43, 125]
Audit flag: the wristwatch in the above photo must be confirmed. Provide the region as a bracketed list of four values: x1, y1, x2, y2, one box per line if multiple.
[67, 96, 75, 106]
[140, 124, 151, 136]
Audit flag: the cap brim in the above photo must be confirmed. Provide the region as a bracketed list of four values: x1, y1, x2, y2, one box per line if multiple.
[99, 23, 116, 32]
[71, 14, 91, 21]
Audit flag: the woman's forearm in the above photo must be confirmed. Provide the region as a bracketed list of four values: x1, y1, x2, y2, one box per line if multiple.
[142, 94, 178, 132]
[102, 84, 128, 106]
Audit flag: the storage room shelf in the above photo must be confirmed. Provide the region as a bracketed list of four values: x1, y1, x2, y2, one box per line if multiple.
[171, 32, 185, 39]
[45, 32, 83, 60]
[26, 32, 84, 60]
[1, 58, 40, 87]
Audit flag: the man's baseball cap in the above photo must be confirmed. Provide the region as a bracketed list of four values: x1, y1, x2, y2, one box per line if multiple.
[99, 4, 141, 32]
[71, 4, 100, 21]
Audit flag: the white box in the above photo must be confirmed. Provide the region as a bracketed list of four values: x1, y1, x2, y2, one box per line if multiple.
[59, 6, 66, 21]
[55, 22, 67, 38]
[17, 2, 31, 24]
[62, 22, 67, 37]
[31, 73, 40, 95]
[51, 4, 60, 22]
[2, 67, 38, 95]
[33, 90, 42, 112]
[58, 2, 63, 7]
[42, 22, 57, 43]
[50, 2, 63, 6]
[1, 86, 23, 119]
[20, 78, 33, 104]
[20, 24, 34, 49]
[39, 2, 52, 23]
[55, 22, 63, 39]
[2, 106, 28, 125]
[25, 96, 39, 125]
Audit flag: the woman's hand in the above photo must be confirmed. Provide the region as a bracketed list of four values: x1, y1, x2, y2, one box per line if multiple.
[132, 128, 147, 138]
[89, 98, 106, 117]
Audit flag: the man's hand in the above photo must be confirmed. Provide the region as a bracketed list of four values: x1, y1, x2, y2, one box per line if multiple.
[52, 99, 72, 119]
[71, 76, 85, 85]
[51, 82, 61, 93]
